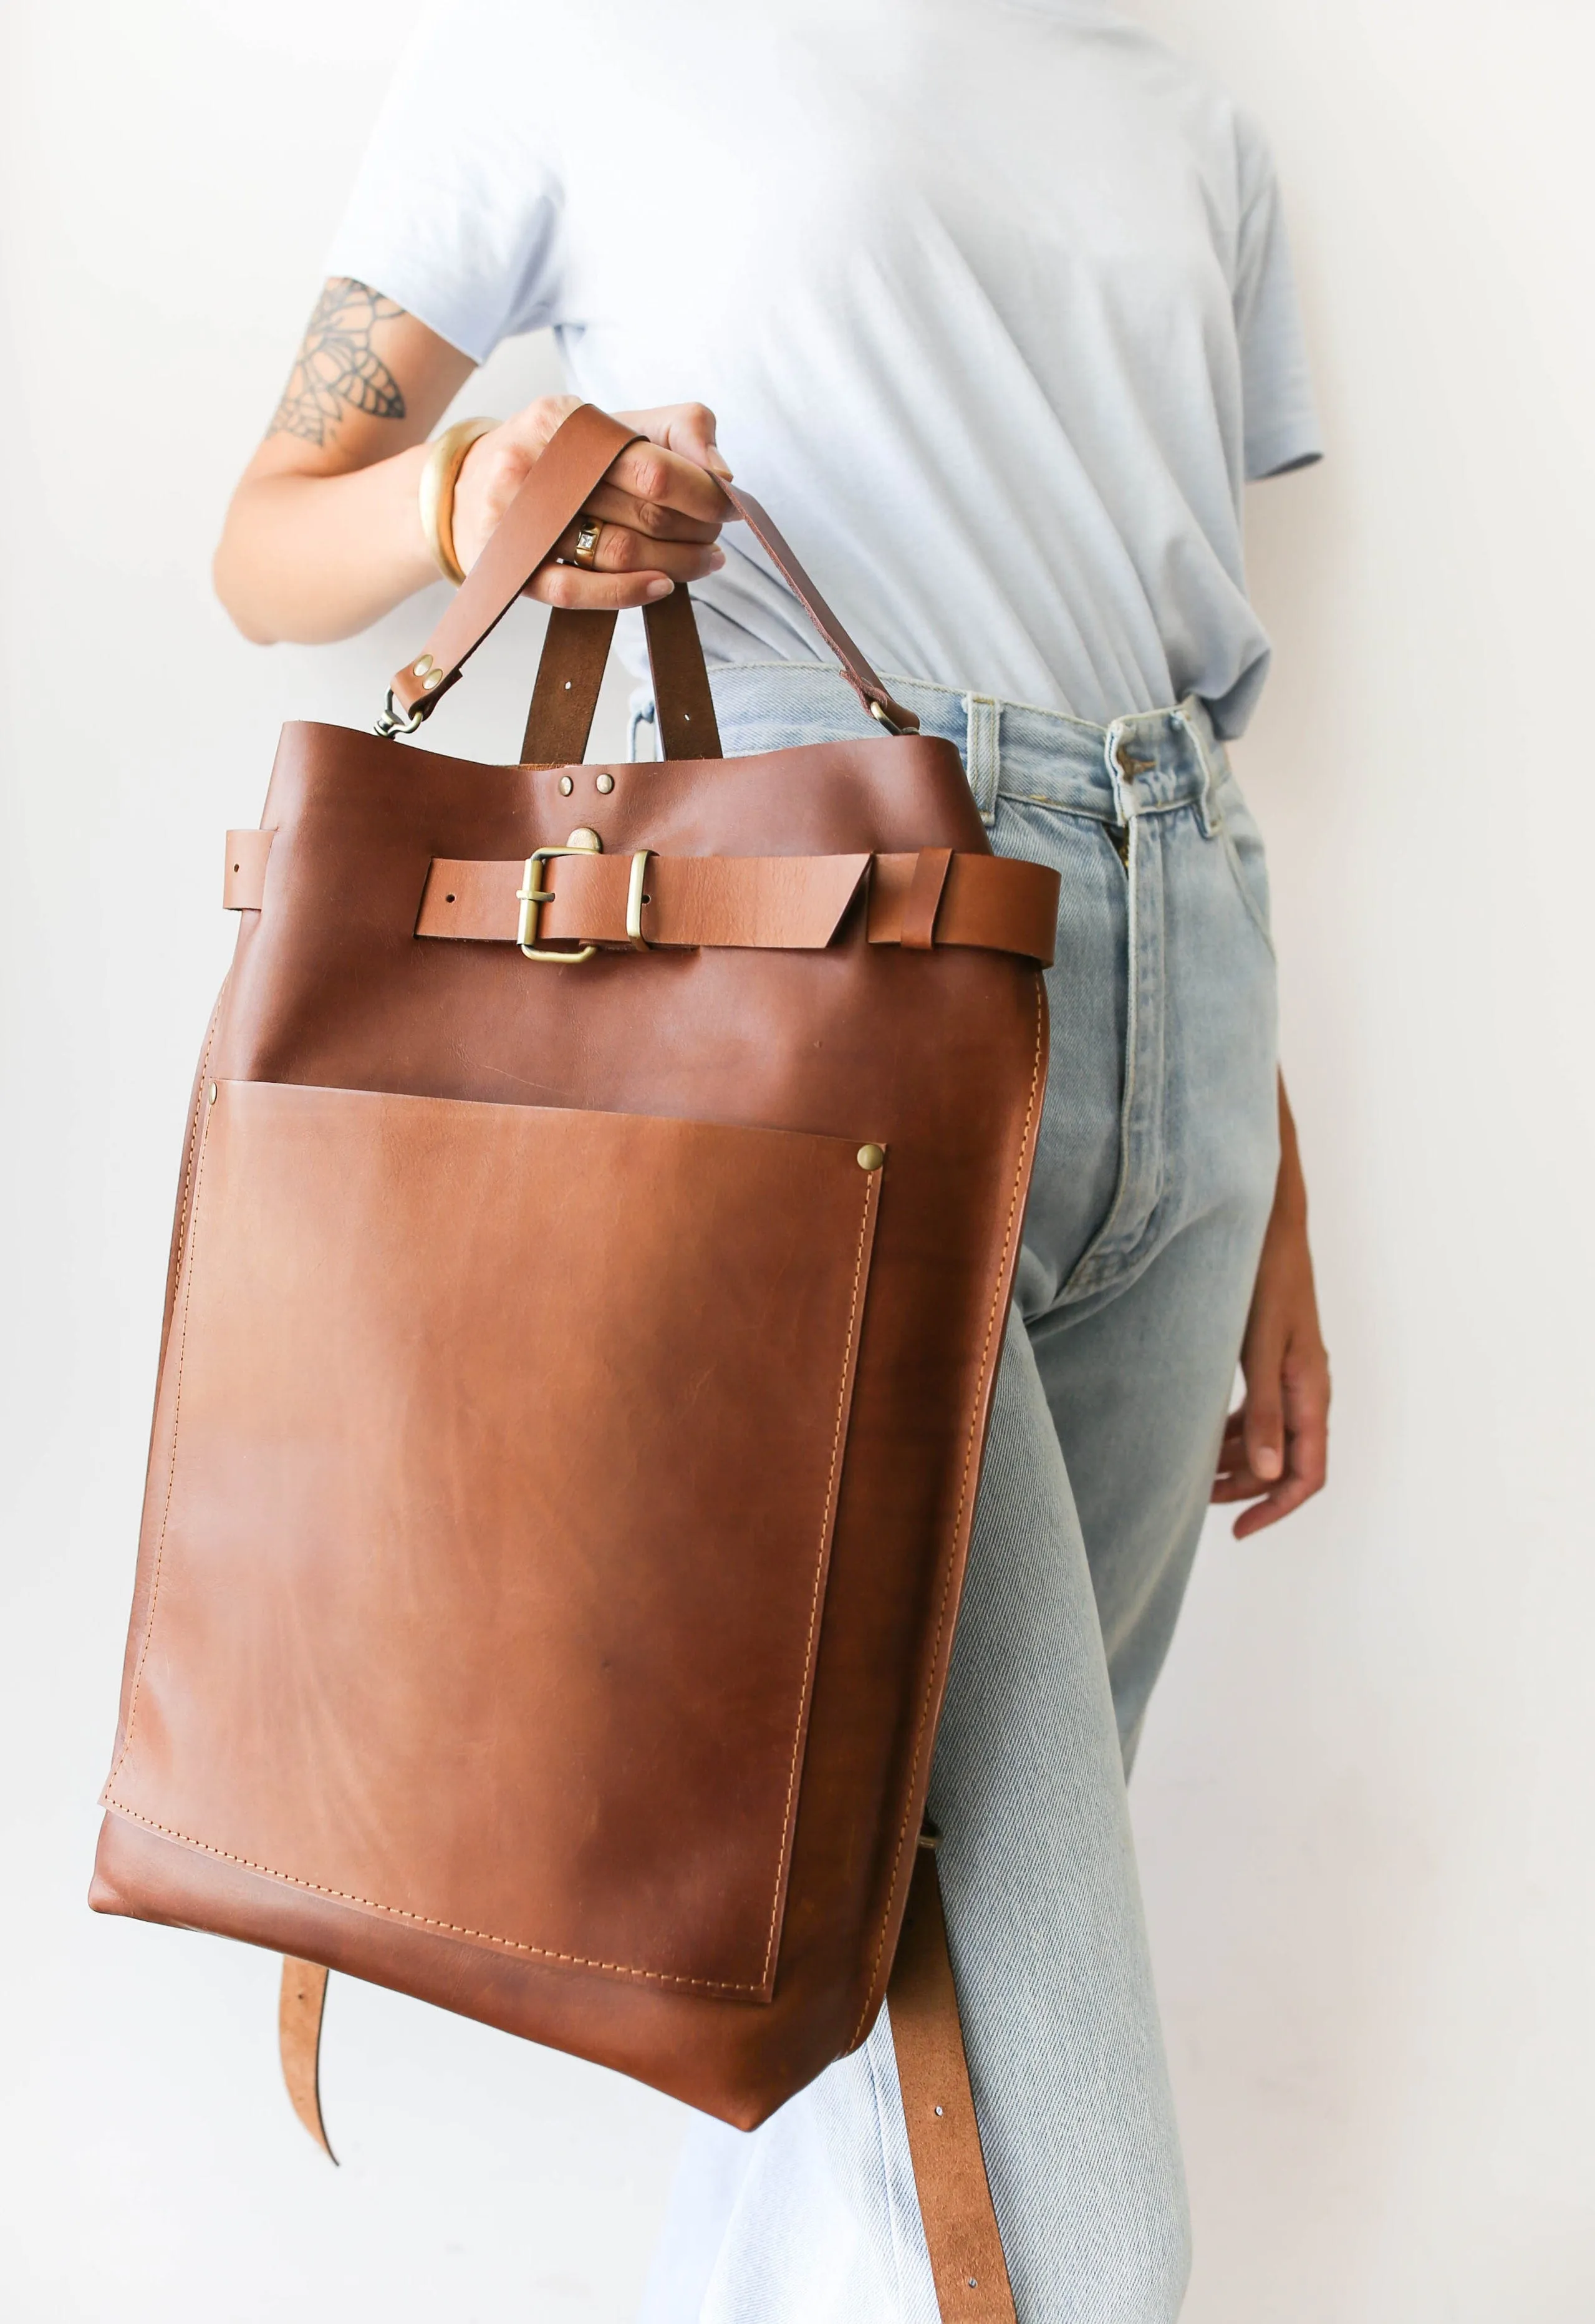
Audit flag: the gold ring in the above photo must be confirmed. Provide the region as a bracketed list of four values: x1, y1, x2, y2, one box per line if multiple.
[572, 515, 602, 571]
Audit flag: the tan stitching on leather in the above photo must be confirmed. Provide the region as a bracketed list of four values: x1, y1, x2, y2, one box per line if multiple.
[165, 984, 226, 1340]
[99, 1803, 765, 1992]
[106, 1069, 220, 1791]
[759, 1167, 879, 1987]
[848, 976, 1046, 2045]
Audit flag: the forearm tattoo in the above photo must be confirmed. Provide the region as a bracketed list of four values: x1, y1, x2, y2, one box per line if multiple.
[269, 278, 407, 445]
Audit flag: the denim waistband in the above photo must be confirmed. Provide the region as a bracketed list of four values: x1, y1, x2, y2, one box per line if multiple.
[663, 663, 1233, 832]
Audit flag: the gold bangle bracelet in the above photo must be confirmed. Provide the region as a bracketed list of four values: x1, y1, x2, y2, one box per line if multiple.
[419, 417, 498, 586]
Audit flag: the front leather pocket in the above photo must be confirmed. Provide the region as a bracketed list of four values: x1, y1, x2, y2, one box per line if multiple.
[105, 1080, 882, 2000]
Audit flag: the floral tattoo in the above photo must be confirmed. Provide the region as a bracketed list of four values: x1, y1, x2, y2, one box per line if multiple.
[269, 278, 407, 445]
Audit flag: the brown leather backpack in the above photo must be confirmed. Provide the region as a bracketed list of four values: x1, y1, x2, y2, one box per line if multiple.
[91, 405, 1056, 2322]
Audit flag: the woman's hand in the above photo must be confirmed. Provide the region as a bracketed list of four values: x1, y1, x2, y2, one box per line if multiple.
[452, 394, 734, 609]
[1212, 1078, 1331, 1537]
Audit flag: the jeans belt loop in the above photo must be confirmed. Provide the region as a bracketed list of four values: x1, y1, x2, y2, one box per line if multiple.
[1177, 696, 1222, 836]
[963, 692, 1001, 824]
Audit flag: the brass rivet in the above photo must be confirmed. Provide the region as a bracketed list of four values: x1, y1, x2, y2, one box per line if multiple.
[413, 656, 434, 676]
[566, 827, 602, 852]
[558, 774, 574, 795]
[857, 1143, 885, 1172]
[207, 1083, 218, 1105]
[422, 669, 445, 690]
[595, 772, 615, 794]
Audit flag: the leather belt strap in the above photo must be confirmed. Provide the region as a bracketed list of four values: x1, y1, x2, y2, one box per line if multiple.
[276, 1836, 1012, 2322]
[279, 1958, 336, 2163]
[407, 850, 1058, 964]
[223, 834, 1058, 964]
[889, 1839, 1018, 2323]
[418, 850, 871, 952]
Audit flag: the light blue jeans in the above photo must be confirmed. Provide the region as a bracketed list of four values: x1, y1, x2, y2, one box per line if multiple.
[632, 666, 1280, 2324]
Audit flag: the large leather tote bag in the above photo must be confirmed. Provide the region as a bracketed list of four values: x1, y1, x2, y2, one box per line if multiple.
[92, 405, 1056, 2313]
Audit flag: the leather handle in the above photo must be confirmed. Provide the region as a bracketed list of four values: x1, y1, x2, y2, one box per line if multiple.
[518, 607, 619, 765]
[388, 402, 918, 748]
[723, 484, 919, 735]
[388, 404, 641, 728]
[520, 592, 725, 766]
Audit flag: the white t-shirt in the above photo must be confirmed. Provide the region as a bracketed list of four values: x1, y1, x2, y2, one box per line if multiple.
[329, 0, 1321, 736]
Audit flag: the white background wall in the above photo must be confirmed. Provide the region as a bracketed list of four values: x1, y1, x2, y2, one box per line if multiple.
[2, 3, 1591, 2318]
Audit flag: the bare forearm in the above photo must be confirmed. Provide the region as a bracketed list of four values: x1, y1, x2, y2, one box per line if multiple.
[215, 447, 436, 644]
[213, 277, 471, 645]
[1275, 1071, 1308, 1227]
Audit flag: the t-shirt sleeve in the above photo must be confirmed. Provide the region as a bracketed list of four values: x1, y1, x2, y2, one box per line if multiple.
[324, 0, 563, 363]
[1231, 120, 1323, 481]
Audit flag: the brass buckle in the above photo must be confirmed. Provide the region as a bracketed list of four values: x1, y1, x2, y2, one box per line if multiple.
[516, 848, 598, 964]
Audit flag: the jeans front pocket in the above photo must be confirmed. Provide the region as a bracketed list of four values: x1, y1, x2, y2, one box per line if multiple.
[1213, 772, 1276, 958]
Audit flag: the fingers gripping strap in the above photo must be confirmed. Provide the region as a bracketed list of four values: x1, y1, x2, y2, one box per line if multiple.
[888, 1841, 1017, 2324]
[390, 405, 642, 724]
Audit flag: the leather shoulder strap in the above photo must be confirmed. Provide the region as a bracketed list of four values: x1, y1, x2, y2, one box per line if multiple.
[279, 1957, 336, 2162]
[276, 1842, 1014, 2324]
[887, 1839, 1018, 2323]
